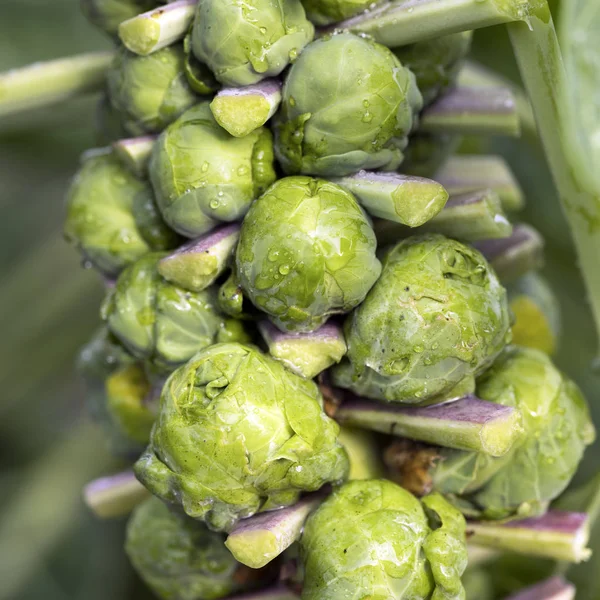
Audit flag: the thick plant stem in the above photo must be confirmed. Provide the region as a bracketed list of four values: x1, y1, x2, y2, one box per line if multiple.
[83, 470, 149, 518]
[420, 86, 520, 137]
[335, 394, 522, 457]
[508, 6, 600, 359]
[112, 135, 157, 177]
[0, 52, 114, 118]
[466, 511, 591, 563]
[338, 0, 528, 47]
[119, 0, 197, 56]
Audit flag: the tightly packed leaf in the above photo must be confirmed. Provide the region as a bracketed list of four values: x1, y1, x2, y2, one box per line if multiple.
[191, 0, 314, 87]
[126, 497, 244, 600]
[134, 343, 349, 531]
[301, 479, 467, 600]
[101, 253, 248, 370]
[64, 150, 177, 276]
[333, 234, 511, 404]
[106, 44, 197, 135]
[150, 102, 276, 238]
[393, 32, 473, 106]
[274, 32, 422, 177]
[236, 176, 382, 332]
[431, 346, 595, 519]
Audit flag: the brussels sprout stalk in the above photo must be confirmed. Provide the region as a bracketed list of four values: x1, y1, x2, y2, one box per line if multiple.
[119, 0, 197, 56]
[420, 85, 520, 137]
[335, 394, 522, 457]
[474, 224, 544, 283]
[335, 0, 530, 48]
[158, 223, 241, 292]
[507, 4, 600, 359]
[503, 577, 575, 600]
[225, 493, 325, 569]
[467, 511, 591, 563]
[211, 79, 282, 138]
[258, 320, 347, 379]
[0, 51, 114, 117]
[373, 189, 513, 244]
[112, 135, 157, 177]
[435, 155, 525, 212]
[83, 470, 149, 518]
[330, 171, 449, 227]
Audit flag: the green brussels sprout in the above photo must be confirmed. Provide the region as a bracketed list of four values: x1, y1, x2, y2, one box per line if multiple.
[126, 497, 244, 600]
[508, 272, 561, 355]
[64, 150, 178, 277]
[135, 343, 349, 531]
[150, 102, 277, 238]
[301, 0, 384, 26]
[301, 480, 467, 600]
[101, 253, 248, 370]
[393, 32, 473, 107]
[274, 33, 422, 177]
[333, 234, 511, 404]
[191, 0, 314, 87]
[236, 176, 382, 333]
[81, 0, 159, 38]
[432, 347, 595, 520]
[78, 327, 151, 456]
[106, 44, 197, 136]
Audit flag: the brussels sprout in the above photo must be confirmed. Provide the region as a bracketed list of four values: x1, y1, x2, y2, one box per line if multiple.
[431, 347, 595, 520]
[134, 343, 349, 531]
[301, 480, 467, 600]
[191, 0, 314, 87]
[508, 273, 561, 355]
[126, 497, 245, 600]
[78, 327, 151, 456]
[65, 151, 178, 276]
[106, 44, 197, 135]
[274, 33, 422, 177]
[81, 0, 159, 38]
[393, 32, 473, 107]
[105, 363, 156, 445]
[236, 177, 382, 333]
[301, 0, 384, 26]
[150, 102, 276, 238]
[333, 234, 511, 404]
[101, 253, 248, 370]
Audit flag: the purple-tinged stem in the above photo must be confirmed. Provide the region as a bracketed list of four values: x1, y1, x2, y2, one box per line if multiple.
[335, 394, 522, 457]
[211, 79, 282, 138]
[258, 320, 346, 379]
[112, 135, 157, 177]
[434, 154, 525, 212]
[158, 223, 241, 292]
[225, 494, 324, 569]
[331, 171, 448, 227]
[504, 577, 575, 600]
[467, 511, 591, 563]
[474, 224, 544, 283]
[119, 0, 197, 56]
[83, 470, 149, 518]
[420, 86, 520, 137]
[331, 0, 527, 48]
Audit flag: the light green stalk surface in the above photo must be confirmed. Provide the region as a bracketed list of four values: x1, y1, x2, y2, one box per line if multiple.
[0, 51, 114, 117]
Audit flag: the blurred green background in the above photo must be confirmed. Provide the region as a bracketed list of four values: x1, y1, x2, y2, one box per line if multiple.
[0, 1, 597, 599]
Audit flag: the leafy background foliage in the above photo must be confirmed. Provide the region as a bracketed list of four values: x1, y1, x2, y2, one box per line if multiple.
[0, 0, 597, 598]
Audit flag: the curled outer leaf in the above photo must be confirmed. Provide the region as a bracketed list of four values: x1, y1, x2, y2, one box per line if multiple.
[134, 343, 349, 531]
